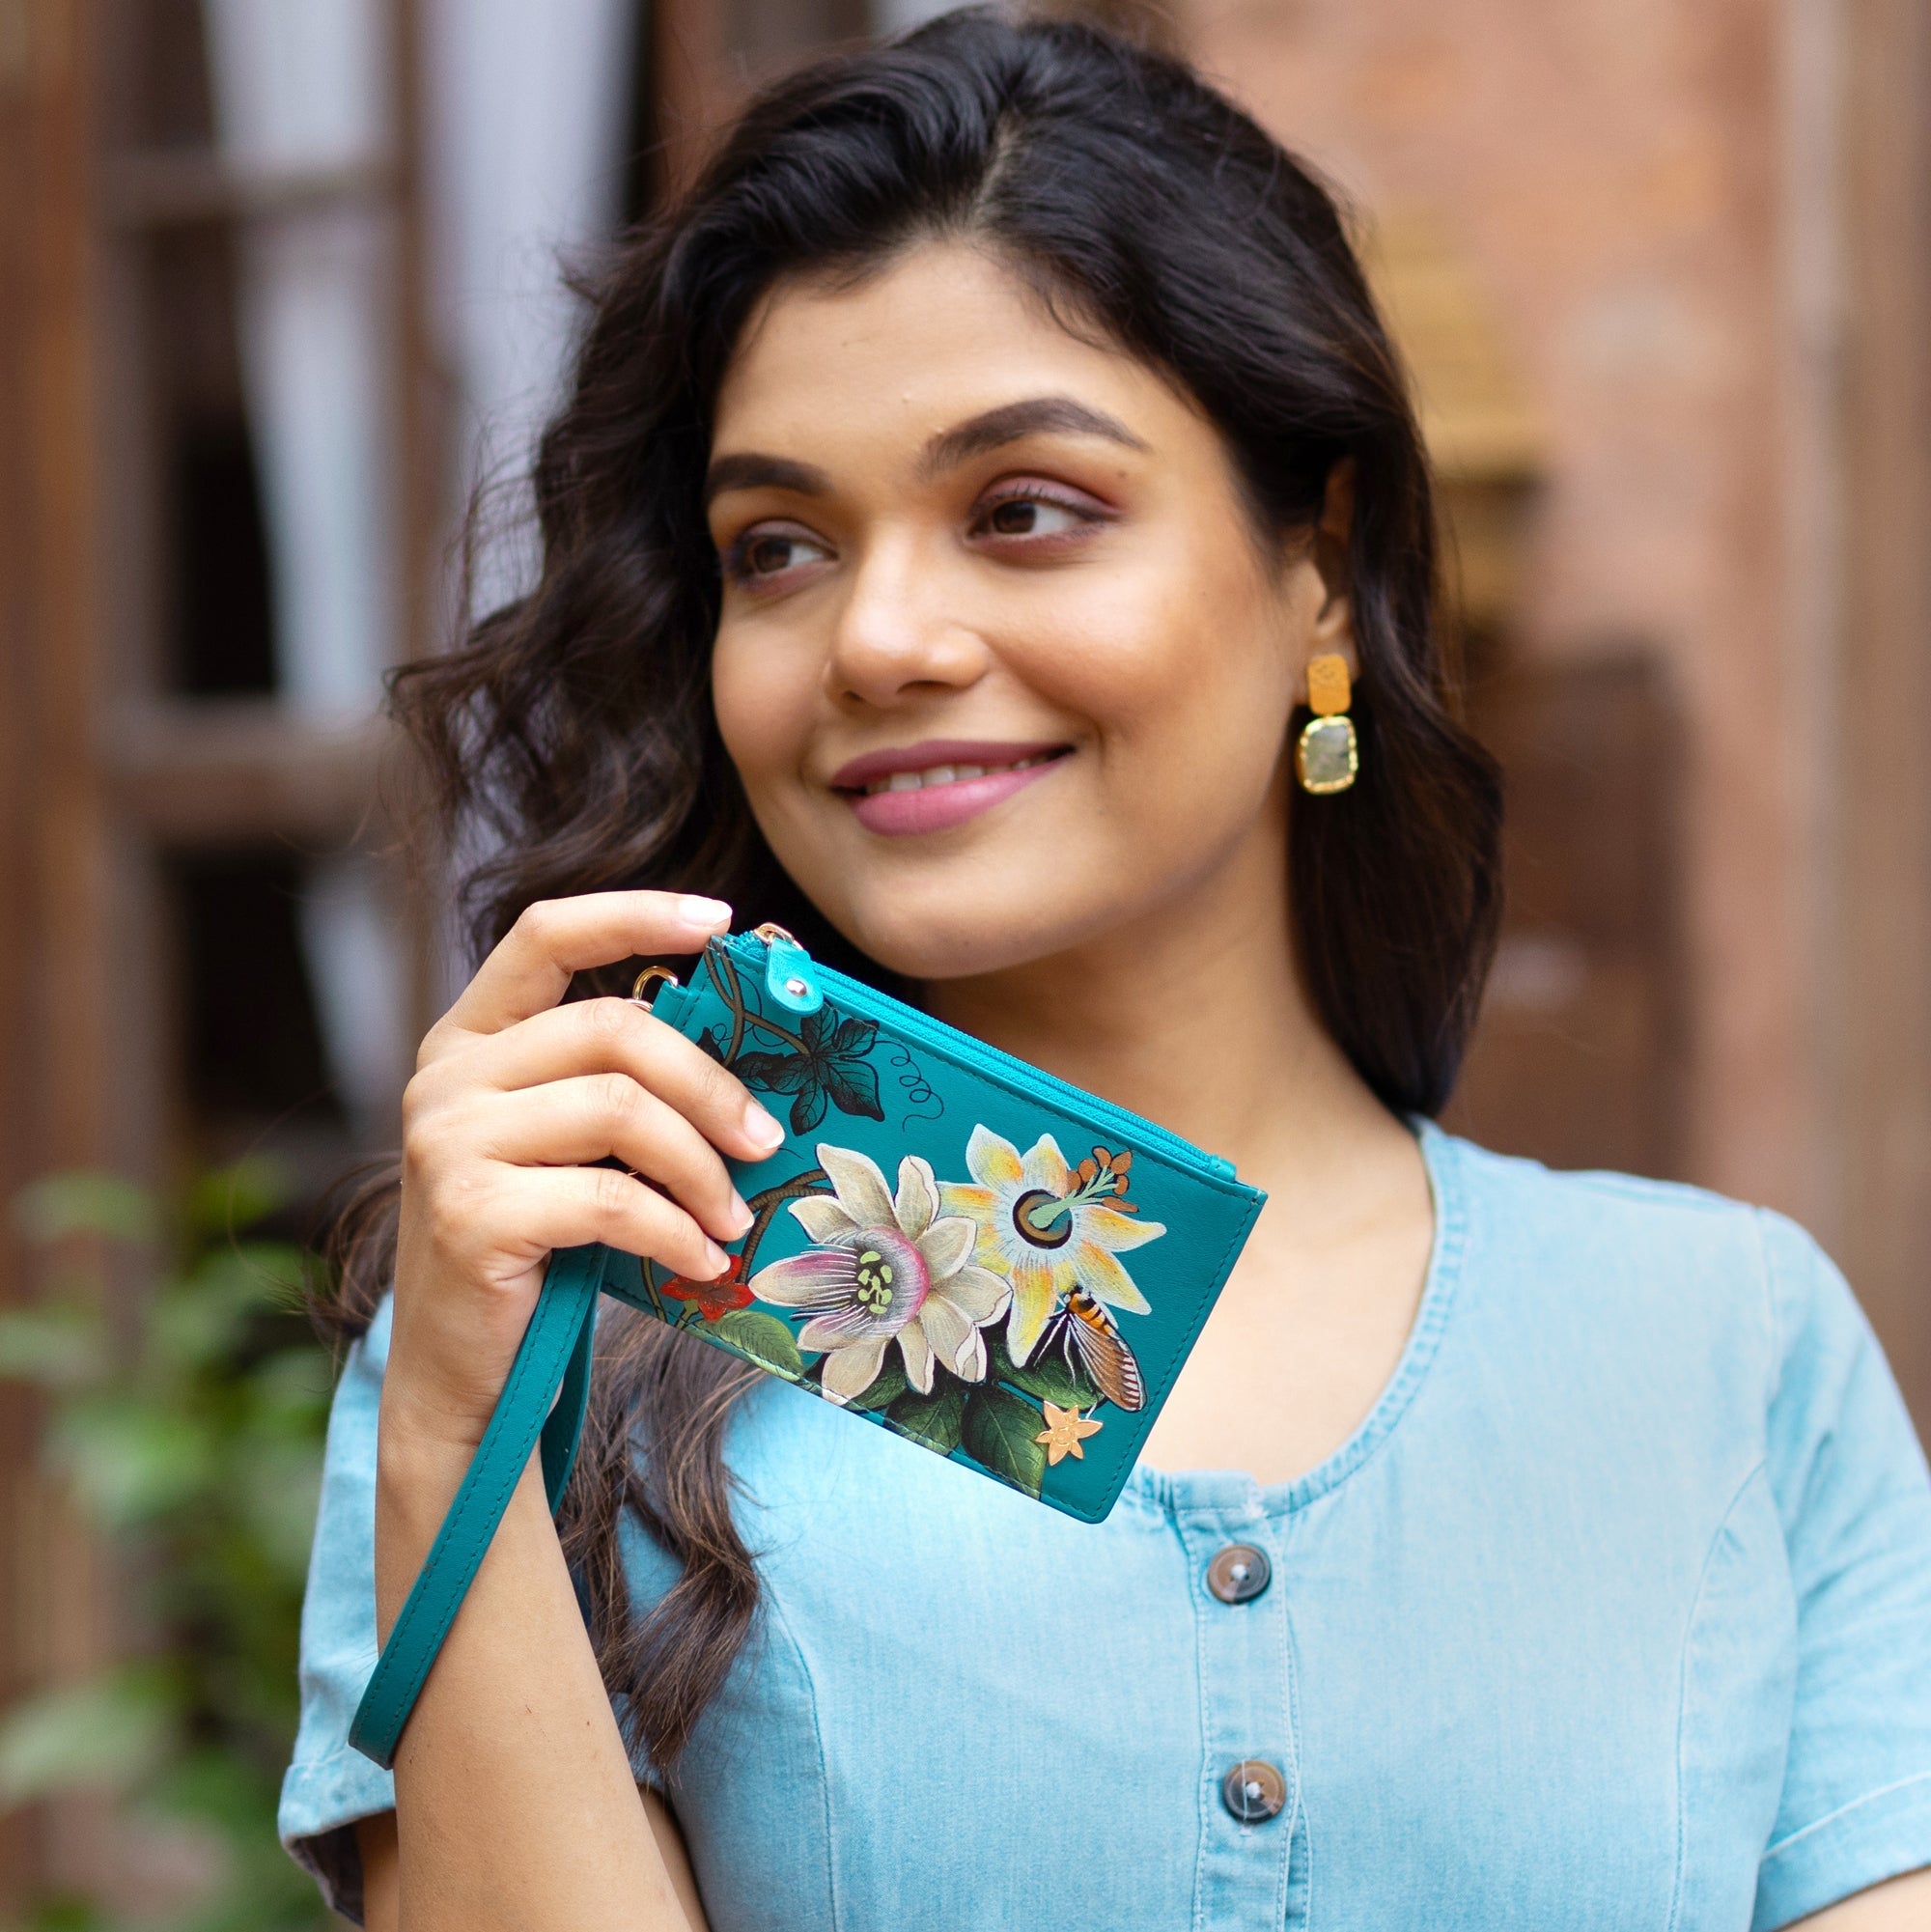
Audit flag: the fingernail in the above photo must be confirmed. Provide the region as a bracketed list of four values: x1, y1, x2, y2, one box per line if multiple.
[728, 1190, 754, 1235]
[702, 1238, 732, 1276]
[743, 1102, 785, 1152]
[678, 895, 732, 928]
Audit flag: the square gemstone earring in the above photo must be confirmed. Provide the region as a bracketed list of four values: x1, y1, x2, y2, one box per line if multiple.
[1296, 653, 1359, 794]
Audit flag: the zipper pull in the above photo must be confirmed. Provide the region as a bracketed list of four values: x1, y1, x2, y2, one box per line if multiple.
[751, 923, 824, 1015]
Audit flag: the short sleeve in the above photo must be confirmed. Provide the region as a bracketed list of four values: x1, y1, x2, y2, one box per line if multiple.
[276, 1293, 396, 1927]
[1752, 1211, 1931, 1930]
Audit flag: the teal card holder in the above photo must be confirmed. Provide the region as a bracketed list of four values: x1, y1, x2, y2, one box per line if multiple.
[349, 926, 1264, 1766]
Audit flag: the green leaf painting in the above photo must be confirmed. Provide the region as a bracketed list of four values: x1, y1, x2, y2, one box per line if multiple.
[987, 1331, 1101, 1411]
[733, 1009, 885, 1135]
[885, 1383, 966, 1455]
[709, 1309, 805, 1382]
[962, 1384, 1048, 1499]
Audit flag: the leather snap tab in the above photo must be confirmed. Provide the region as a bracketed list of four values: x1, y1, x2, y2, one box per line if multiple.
[1206, 1543, 1272, 1605]
[1220, 1759, 1287, 1823]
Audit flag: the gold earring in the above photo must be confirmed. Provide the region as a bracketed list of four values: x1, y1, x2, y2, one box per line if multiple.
[1296, 654, 1358, 795]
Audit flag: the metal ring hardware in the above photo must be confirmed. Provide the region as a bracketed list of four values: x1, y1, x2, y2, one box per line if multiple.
[630, 966, 681, 1006]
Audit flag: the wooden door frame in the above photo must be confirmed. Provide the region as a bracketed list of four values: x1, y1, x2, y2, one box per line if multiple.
[0, 0, 440, 1907]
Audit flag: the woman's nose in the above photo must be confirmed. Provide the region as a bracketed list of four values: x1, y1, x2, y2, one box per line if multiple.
[823, 534, 990, 708]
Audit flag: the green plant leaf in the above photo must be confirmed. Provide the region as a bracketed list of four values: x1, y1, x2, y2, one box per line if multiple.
[886, 1382, 966, 1454]
[11, 1174, 155, 1246]
[230, 1239, 309, 1302]
[3, 1161, 340, 1929]
[235, 1438, 326, 1580]
[52, 1402, 214, 1526]
[0, 1668, 175, 1805]
[152, 1284, 253, 1376]
[962, 1384, 1047, 1498]
[245, 1346, 333, 1422]
[0, 1306, 104, 1388]
[153, 1244, 309, 1372]
[185, 1156, 293, 1238]
[709, 1309, 804, 1381]
[24, 1896, 111, 1931]
[843, 1354, 908, 1413]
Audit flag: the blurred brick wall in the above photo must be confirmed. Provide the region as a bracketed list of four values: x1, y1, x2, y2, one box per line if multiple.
[1182, 0, 1820, 1218]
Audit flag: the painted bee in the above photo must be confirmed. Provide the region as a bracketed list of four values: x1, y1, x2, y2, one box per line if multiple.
[1041, 1285, 1147, 1413]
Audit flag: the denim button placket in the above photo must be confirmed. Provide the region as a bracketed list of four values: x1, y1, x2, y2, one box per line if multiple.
[1166, 1474, 1296, 1927]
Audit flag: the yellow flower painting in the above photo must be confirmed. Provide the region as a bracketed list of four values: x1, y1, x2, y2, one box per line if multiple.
[939, 1124, 1165, 1365]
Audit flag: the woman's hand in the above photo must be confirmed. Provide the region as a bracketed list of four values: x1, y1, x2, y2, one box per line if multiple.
[364, 892, 761, 1930]
[384, 890, 786, 1454]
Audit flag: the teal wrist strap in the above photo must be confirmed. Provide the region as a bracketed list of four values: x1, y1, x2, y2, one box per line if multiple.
[348, 1244, 610, 1769]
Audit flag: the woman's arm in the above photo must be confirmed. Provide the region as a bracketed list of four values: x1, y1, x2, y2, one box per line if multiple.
[359, 1787, 709, 1932]
[378, 1441, 689, 1928]
[1797, 1867, 1931, 1927]
[369, 891, 780, 1930]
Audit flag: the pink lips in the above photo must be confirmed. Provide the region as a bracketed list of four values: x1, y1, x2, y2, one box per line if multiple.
[829, 738, 1071, 838]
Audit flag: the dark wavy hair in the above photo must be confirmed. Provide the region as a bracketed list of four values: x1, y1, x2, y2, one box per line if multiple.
[321, 7, 1500, 1778]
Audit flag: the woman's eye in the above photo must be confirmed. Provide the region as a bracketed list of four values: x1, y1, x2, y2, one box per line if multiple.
[972, 488, 1104, 544]
[990, 498, 1082, 535]
[726, 525, 831, 583]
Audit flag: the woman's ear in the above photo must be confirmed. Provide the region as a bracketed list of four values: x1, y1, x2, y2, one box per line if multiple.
[1308, 458, 1357, 672]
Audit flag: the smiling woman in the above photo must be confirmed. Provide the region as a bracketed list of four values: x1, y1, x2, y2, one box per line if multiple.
[279, 12, 1931, 1932]
[705, 250, 1336, 899]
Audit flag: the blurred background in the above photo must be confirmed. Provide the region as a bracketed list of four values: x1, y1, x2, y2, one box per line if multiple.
[1, 0, 1927, 1920]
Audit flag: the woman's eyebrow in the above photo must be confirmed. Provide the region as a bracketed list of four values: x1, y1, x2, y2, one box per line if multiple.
[919, 396, 1149, 477]
[704, 453, 830, 505]
[704, 397, 1145, 507]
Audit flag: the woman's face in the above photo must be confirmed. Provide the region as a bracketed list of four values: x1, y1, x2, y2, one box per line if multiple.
[707, 239, 1352, 981]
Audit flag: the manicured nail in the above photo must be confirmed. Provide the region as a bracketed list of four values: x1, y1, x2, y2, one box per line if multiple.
[743, 1102, 785, 1152]
[678, 895, 732, 928]
[728, 1190, 754, 1236]
[701, 1238, 732, 1276]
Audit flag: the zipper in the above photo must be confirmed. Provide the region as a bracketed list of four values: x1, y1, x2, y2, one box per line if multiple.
[735, 926, 1234, 1182]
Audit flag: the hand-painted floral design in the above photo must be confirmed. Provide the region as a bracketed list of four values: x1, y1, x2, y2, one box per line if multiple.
[749, 1143, 1012, 1405]
[658, 1252, 754, 1323]
[939, 1125, 1165, 1365]
[726, 1010, 885, 1135]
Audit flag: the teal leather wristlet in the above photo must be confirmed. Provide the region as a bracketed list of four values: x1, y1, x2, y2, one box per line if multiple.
[350, 926, 1265, 1767]
[347, 1243, 605, 1768]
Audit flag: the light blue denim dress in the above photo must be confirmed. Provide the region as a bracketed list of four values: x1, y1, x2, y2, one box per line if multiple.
[279, 1125, 1931, 1928]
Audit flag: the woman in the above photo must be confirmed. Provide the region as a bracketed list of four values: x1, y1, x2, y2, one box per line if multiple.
[278, 13, 1931, 1928]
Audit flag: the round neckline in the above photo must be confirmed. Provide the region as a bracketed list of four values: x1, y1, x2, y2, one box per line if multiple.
[1127, 1116, 1469, 1520]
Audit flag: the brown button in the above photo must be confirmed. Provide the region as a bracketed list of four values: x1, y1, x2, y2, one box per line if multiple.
[1220, 1759, 1287, 1823]
[1206, 1543, 1272, 1604]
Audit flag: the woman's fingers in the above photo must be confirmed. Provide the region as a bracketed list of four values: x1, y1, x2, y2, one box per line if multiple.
[385, 890, 792, 1445]
[459, 1162, 736, 1287]
[424, 996, 785, 1165]
[461, 1076, 754, 1247]
[434, 891, 733, 1042]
